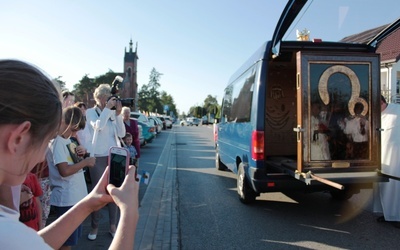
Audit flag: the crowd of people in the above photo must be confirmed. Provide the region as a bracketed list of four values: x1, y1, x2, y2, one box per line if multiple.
[0, 59, 139, 249]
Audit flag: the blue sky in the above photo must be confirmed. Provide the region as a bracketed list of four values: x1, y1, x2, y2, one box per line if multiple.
[1, 1, 398, 114]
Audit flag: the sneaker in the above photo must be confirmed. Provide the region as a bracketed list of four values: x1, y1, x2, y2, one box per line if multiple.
[87, 233, 97, 241]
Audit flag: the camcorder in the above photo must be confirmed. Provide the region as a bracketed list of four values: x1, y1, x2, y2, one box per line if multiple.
[108, 76, 134, 109]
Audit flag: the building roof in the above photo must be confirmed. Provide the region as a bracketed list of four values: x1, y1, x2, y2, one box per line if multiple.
[340, 24, 387, 44]
[340, 21, 400, 63]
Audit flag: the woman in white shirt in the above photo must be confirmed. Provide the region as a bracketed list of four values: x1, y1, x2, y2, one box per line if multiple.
[85, 83, 126, 239]
[0, 60, 138, 249]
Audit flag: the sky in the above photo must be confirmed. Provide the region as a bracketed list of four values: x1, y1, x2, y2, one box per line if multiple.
[1, 1, 399, 114]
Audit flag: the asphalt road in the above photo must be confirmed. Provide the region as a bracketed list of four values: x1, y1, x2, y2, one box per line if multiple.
[176, 125, 400, 250]
[47, 124, 400, 249]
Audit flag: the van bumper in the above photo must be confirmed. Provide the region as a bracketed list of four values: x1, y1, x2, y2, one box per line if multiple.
[249, 167, 387, 193]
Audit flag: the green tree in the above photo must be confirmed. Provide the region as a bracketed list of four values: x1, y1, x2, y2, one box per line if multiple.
[188, 105, 204, 118]
[203, 95, 219, 115]
[54, 76, 67, 91]
[73, 70, 118, 106]
[73, 74, 96, 105]
[160, 91, 177, 116]
[138, 68, 162, 113]
[148, 67, 162, 90]
[94, 70, 119, 91]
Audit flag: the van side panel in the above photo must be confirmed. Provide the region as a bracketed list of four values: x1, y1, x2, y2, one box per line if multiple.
[219, 61, 260, 173]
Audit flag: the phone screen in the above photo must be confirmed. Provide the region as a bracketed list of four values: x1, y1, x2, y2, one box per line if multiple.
[109, 152, 127, 187]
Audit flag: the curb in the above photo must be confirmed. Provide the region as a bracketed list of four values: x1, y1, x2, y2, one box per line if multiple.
[134, 129, 179, 249]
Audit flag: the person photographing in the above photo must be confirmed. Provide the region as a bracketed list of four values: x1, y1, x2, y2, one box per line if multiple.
[85, 83, 126, 240]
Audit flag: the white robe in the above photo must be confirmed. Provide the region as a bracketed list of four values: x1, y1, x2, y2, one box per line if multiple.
[310, 116, 330, 160]
[373, 103, 400, 221]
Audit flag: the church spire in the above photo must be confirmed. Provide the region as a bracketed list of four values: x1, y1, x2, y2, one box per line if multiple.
[129, 38, 133, 53]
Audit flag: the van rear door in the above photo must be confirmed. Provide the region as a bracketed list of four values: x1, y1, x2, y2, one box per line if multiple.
[296, 52, 381, 174]
[269, 0, 400, 188]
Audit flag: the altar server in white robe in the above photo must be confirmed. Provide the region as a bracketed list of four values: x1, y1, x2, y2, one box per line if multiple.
[374, 95, 400, 224]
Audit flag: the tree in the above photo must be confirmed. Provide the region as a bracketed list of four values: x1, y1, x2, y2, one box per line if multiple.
[203, 95, 219, 115]
[73, 70, 118, 106]
[73, 74, 96, 105]
[188, 105, 204, 118]
[160, 91, 177, 116]
[148, 67, 162, 90]
[138, 68, 162, 113]
[94, 70, 119, 91]
[54, 76, 67, 91]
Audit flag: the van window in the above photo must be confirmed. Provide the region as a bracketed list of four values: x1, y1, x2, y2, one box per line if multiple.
[222, 67, 256, 123]
[222, 87, 233, 122]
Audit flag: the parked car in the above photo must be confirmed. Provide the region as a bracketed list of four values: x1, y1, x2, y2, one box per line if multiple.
[186, 117, 200, 126]
[130, 112, 155, 144]
[157, 116, 167, 130]
[201, 116, 210, 125]
[164, 116, 173, 129]
[148, 116, 163, 134]
[137, 124, 145, 146]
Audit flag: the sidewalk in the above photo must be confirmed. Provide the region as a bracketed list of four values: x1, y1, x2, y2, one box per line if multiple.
[47, 130, 179, 249]
[134, 129, 179, 249]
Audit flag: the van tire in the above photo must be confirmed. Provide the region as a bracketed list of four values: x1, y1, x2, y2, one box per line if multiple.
[237, 163, 256, 204]
[215, 150, 227, 171]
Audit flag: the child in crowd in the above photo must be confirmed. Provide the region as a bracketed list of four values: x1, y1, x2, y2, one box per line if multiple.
[19, 173, 43, 231]
[123, 132, 138, 166]
[31, 158, 52, 229]
[48, 106, 96, 250]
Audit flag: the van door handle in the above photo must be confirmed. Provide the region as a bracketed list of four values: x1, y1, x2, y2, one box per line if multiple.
[293, 126, 304, 142]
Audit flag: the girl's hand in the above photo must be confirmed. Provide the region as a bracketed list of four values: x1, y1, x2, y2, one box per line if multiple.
[84, 167, 114, 212]
[75, 146, 86, 157]
[107, 166, 139, 210]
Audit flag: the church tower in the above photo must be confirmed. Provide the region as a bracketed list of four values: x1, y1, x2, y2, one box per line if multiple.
[123, 39, 139, 111]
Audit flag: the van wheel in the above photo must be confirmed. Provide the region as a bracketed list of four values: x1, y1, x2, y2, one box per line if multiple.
[237, 163, 256, 204]
[330, 188, 354, 200]
[215, 150, 227, 171]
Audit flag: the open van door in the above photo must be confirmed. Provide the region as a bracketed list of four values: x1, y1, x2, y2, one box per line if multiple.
[296, 52, 381, 173]
[271, 0, 307, 57]
[269, 0, 400, 189]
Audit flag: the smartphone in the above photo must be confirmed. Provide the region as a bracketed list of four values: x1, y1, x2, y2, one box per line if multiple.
[108, 147, 130, 187]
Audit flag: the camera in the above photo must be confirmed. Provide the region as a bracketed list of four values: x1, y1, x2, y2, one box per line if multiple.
[109, 76, 134, 109]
